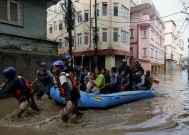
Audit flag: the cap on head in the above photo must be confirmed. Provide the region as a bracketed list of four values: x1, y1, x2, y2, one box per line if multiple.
[135, 60, 139, 64]
[121, 59, 126, 63]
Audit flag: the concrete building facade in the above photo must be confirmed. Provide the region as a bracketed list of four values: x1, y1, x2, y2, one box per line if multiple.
[47, 0, 131, 71]
[130, 0, 165, 74]
[164, 20, 184, 71]
[0, 0, 60, 54]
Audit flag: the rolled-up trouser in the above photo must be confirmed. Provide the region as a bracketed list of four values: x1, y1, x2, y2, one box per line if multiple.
[19, 97, 39, 111]
[63, 100, 80, 115]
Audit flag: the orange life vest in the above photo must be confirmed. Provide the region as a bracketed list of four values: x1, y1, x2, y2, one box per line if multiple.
[58, 74, 79, 98]
[14, 76, 33, 101]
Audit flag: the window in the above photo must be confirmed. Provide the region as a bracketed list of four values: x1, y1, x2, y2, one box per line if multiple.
[59, 20, 62, 30]
[121, 5, 129, 20]
[54, 21, 57, 31]
[84, 33, 89, 44]
[151, 48, 154, 58]
[49, 24, 53, 33]
[58, 39, 62, 49]
[143, 30, 147, 38]
[84, 10, 89, 22]
[143, 48, 147, 57]
[113, 3, 118, 16]
[77, 33, 82, 45]
[155, 34, 158, 43]
[130, 47, 133, 53]
[65, 40, 68, 47]
[151, 30, 154, 41]
[93, 4, 99, 17]
[130, 29, 134, 38]
[121, 30, 129, 44]
[155, 50, 158, 59]
[159, 52, 161, 60]
[102, 28, 108, 42]
[0, 0, 21, 24]
[113, 28, 118, 42]
[78, 11, 82, 23]
[102, 2, 107, 16]
[72, 37, 74, 47]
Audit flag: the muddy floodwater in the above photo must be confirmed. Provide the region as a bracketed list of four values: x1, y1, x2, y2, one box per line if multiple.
[1, 70, 189, 135]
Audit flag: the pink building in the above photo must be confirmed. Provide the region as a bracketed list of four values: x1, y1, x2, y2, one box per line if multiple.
[130, 0, 165, 73]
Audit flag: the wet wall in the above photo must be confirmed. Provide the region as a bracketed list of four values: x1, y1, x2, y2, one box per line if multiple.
[0, 51, 59, 98]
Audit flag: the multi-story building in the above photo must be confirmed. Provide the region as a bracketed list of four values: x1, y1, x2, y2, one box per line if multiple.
[47, 0, 131, 71]
[0, 0, 60, 54]
[130, 0, 165, 73]
[164, 20, 184, 71]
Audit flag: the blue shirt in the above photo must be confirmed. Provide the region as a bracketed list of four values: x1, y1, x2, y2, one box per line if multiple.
[110, 73, 119, 86]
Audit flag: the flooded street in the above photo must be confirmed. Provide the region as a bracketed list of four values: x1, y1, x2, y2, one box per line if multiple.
[1, 70, 189, 135]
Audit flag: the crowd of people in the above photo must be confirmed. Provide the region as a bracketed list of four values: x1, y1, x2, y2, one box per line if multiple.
[79, 59, 153, 94]
[0, 55, 153, 123]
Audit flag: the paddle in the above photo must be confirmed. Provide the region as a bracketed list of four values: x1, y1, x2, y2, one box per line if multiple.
[78, 55, 84, 87]
[153, 79, 159, 84]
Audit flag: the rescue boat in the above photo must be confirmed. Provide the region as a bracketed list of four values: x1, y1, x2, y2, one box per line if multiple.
[50, 86, 156, 108]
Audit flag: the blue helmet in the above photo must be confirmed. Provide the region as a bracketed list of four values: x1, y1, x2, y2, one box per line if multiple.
[51, 60, 65, 69]
[62, 55, 71, 61]
[40, 62, 47, 67]
[2, 66, 17, 78]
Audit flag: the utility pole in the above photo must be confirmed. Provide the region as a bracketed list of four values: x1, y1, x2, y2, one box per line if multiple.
[164, 46, 166, 72]
[67, 0, 73, 60]
[94, 0, 98, 67]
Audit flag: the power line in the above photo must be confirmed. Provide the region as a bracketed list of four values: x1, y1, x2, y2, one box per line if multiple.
[97, 11, 181, 23]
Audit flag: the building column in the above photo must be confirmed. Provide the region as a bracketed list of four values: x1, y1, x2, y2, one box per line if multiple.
[105, 55, 115, 71]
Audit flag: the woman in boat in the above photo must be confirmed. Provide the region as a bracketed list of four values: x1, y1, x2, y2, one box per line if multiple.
[101, 67, 110, 93]
[89, 66, 106, 94]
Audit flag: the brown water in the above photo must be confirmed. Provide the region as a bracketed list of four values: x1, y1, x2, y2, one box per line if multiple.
[1, 70, 189, 135]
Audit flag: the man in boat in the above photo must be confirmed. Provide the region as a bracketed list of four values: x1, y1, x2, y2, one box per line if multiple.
[51, 60, 83, 123]
[118, 59, 132, 76]
[135, 70, 153, 90]
[106, 67, 120, 93]
[34, 62, 54, 100]
[0, 67, 39, 118]
[132, 60, 144, 74]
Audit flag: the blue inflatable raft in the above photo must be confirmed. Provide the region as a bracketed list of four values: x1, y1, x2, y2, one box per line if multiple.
[50, 86, 156, 108]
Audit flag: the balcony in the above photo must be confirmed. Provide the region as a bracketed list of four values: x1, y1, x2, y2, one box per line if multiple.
[139, 15, 151, 27]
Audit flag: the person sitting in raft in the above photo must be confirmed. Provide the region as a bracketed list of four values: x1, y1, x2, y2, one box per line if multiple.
[135, 70, 153, 90]
[89, 67, 106, 94]
[86, 73, 99, 93]
[106, 67, 120, 93]
[0, 67, 39, 118]
[144, 70, 153, 90]
[120, 70, 129, 91]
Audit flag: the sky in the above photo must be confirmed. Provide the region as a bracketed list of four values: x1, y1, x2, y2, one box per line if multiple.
[152, 0, 189, 57]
